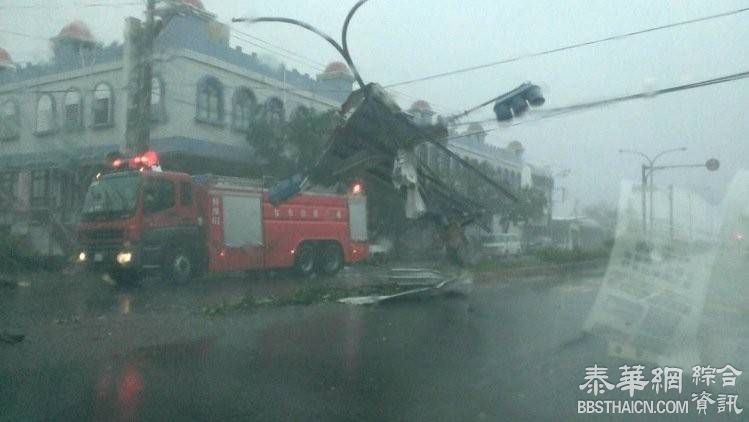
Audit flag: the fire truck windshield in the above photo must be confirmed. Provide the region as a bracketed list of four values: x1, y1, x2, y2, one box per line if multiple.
[81, 173, 141, 221]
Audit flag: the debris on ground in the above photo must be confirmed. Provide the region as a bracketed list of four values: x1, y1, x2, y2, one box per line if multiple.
[200, 268, 474, 315]
[388, 268, 444, 285]
[202, 283, 417, 316]
[339, 268, 474, 305]
[0, 331, 25, 344]
[338, 276, 460, 305]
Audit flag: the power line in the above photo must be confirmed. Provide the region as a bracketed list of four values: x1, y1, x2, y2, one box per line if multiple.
[2, 25, 456, 114]
[230, 26, 326, 69]
[0, 29, 48, 41]
[11, 66, 747, 131]
[230, 30, 456, 114]
[384, 6, 749, 88]
[0, 2, 141, 10]
[454, 67, 749, 128]
[230, 34, 324, 75]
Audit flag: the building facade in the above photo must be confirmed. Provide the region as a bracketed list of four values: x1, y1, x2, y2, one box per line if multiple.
[0, 0, 353, 255]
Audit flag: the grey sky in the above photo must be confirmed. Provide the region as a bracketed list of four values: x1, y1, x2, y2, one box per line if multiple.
[2, 0, 748, 206]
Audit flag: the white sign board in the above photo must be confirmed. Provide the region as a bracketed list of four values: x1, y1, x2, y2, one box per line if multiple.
[584, 181, 718, 364]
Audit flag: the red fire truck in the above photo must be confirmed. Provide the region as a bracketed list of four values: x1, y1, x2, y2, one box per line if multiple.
[76, 151, 368, 284]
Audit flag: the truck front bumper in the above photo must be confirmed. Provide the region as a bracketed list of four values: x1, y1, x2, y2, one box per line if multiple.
[77, 244, 141, 271]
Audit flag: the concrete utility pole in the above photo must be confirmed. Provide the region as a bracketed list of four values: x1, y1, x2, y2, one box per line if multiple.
[125, 0, 155, 153]
[139, 0, 155, 152]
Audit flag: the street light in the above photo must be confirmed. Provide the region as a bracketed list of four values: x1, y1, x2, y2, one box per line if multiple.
[618, 147, 687, 234]
[232, 0, 369, 89]
[648, 159, 720, 242]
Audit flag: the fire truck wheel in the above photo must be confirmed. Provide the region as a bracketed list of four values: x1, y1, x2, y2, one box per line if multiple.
[318, 243, 343, 276]
[294, 243, 316, 276]
[163, 247, 194, 284]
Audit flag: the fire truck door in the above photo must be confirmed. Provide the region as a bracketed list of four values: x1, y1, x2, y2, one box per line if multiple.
[221, 193, 264, 269]
[140, 178, 182, 267]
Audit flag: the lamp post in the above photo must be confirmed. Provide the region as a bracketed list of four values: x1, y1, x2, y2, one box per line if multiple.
[649, 159, 720, 242]
[232, 1, 369, 89]
[618, 147, 687, 235]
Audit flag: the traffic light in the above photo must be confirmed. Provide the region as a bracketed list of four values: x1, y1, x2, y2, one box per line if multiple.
[493, 82, 545, 122]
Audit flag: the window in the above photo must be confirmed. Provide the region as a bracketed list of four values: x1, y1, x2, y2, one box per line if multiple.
[92, 83, 113, 127]
[0, 171, 17, 206]
[263, 97, 284, 127]
[231, 88, 256, 132]
[35, 94, 56, 134]
[30, 170, 48, 207]
[64, 89, 82, 131]
[0, 100, 20, 141]
[180, 182, 192, 206]
[150, 76, 164, 121]
[196, 76, 223, 124]
[143, 178, 175, 214]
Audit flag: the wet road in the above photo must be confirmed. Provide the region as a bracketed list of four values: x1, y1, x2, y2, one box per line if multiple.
[0, 267, 743, 421]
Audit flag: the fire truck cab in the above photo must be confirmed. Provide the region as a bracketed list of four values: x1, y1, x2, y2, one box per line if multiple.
[77, 152, 368, 284]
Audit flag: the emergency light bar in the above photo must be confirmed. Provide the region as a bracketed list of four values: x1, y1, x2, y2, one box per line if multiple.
[110, 150, 160, 171]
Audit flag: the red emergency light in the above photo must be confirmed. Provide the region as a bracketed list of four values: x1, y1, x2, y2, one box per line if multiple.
[110, 150, 160, 170]
[350, 180, 364, 195]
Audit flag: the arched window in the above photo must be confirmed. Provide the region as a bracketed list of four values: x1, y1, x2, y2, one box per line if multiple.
[92, 83, 113, 127]
[263, 97, 284, 127]
[150, 76, 165, 121]
[196, 76, 223, 124]
[64, 89, 82, 131]
[231, 87, 256, 132]
[36, 94, 56, 134]
[0, 100, 20, 141]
